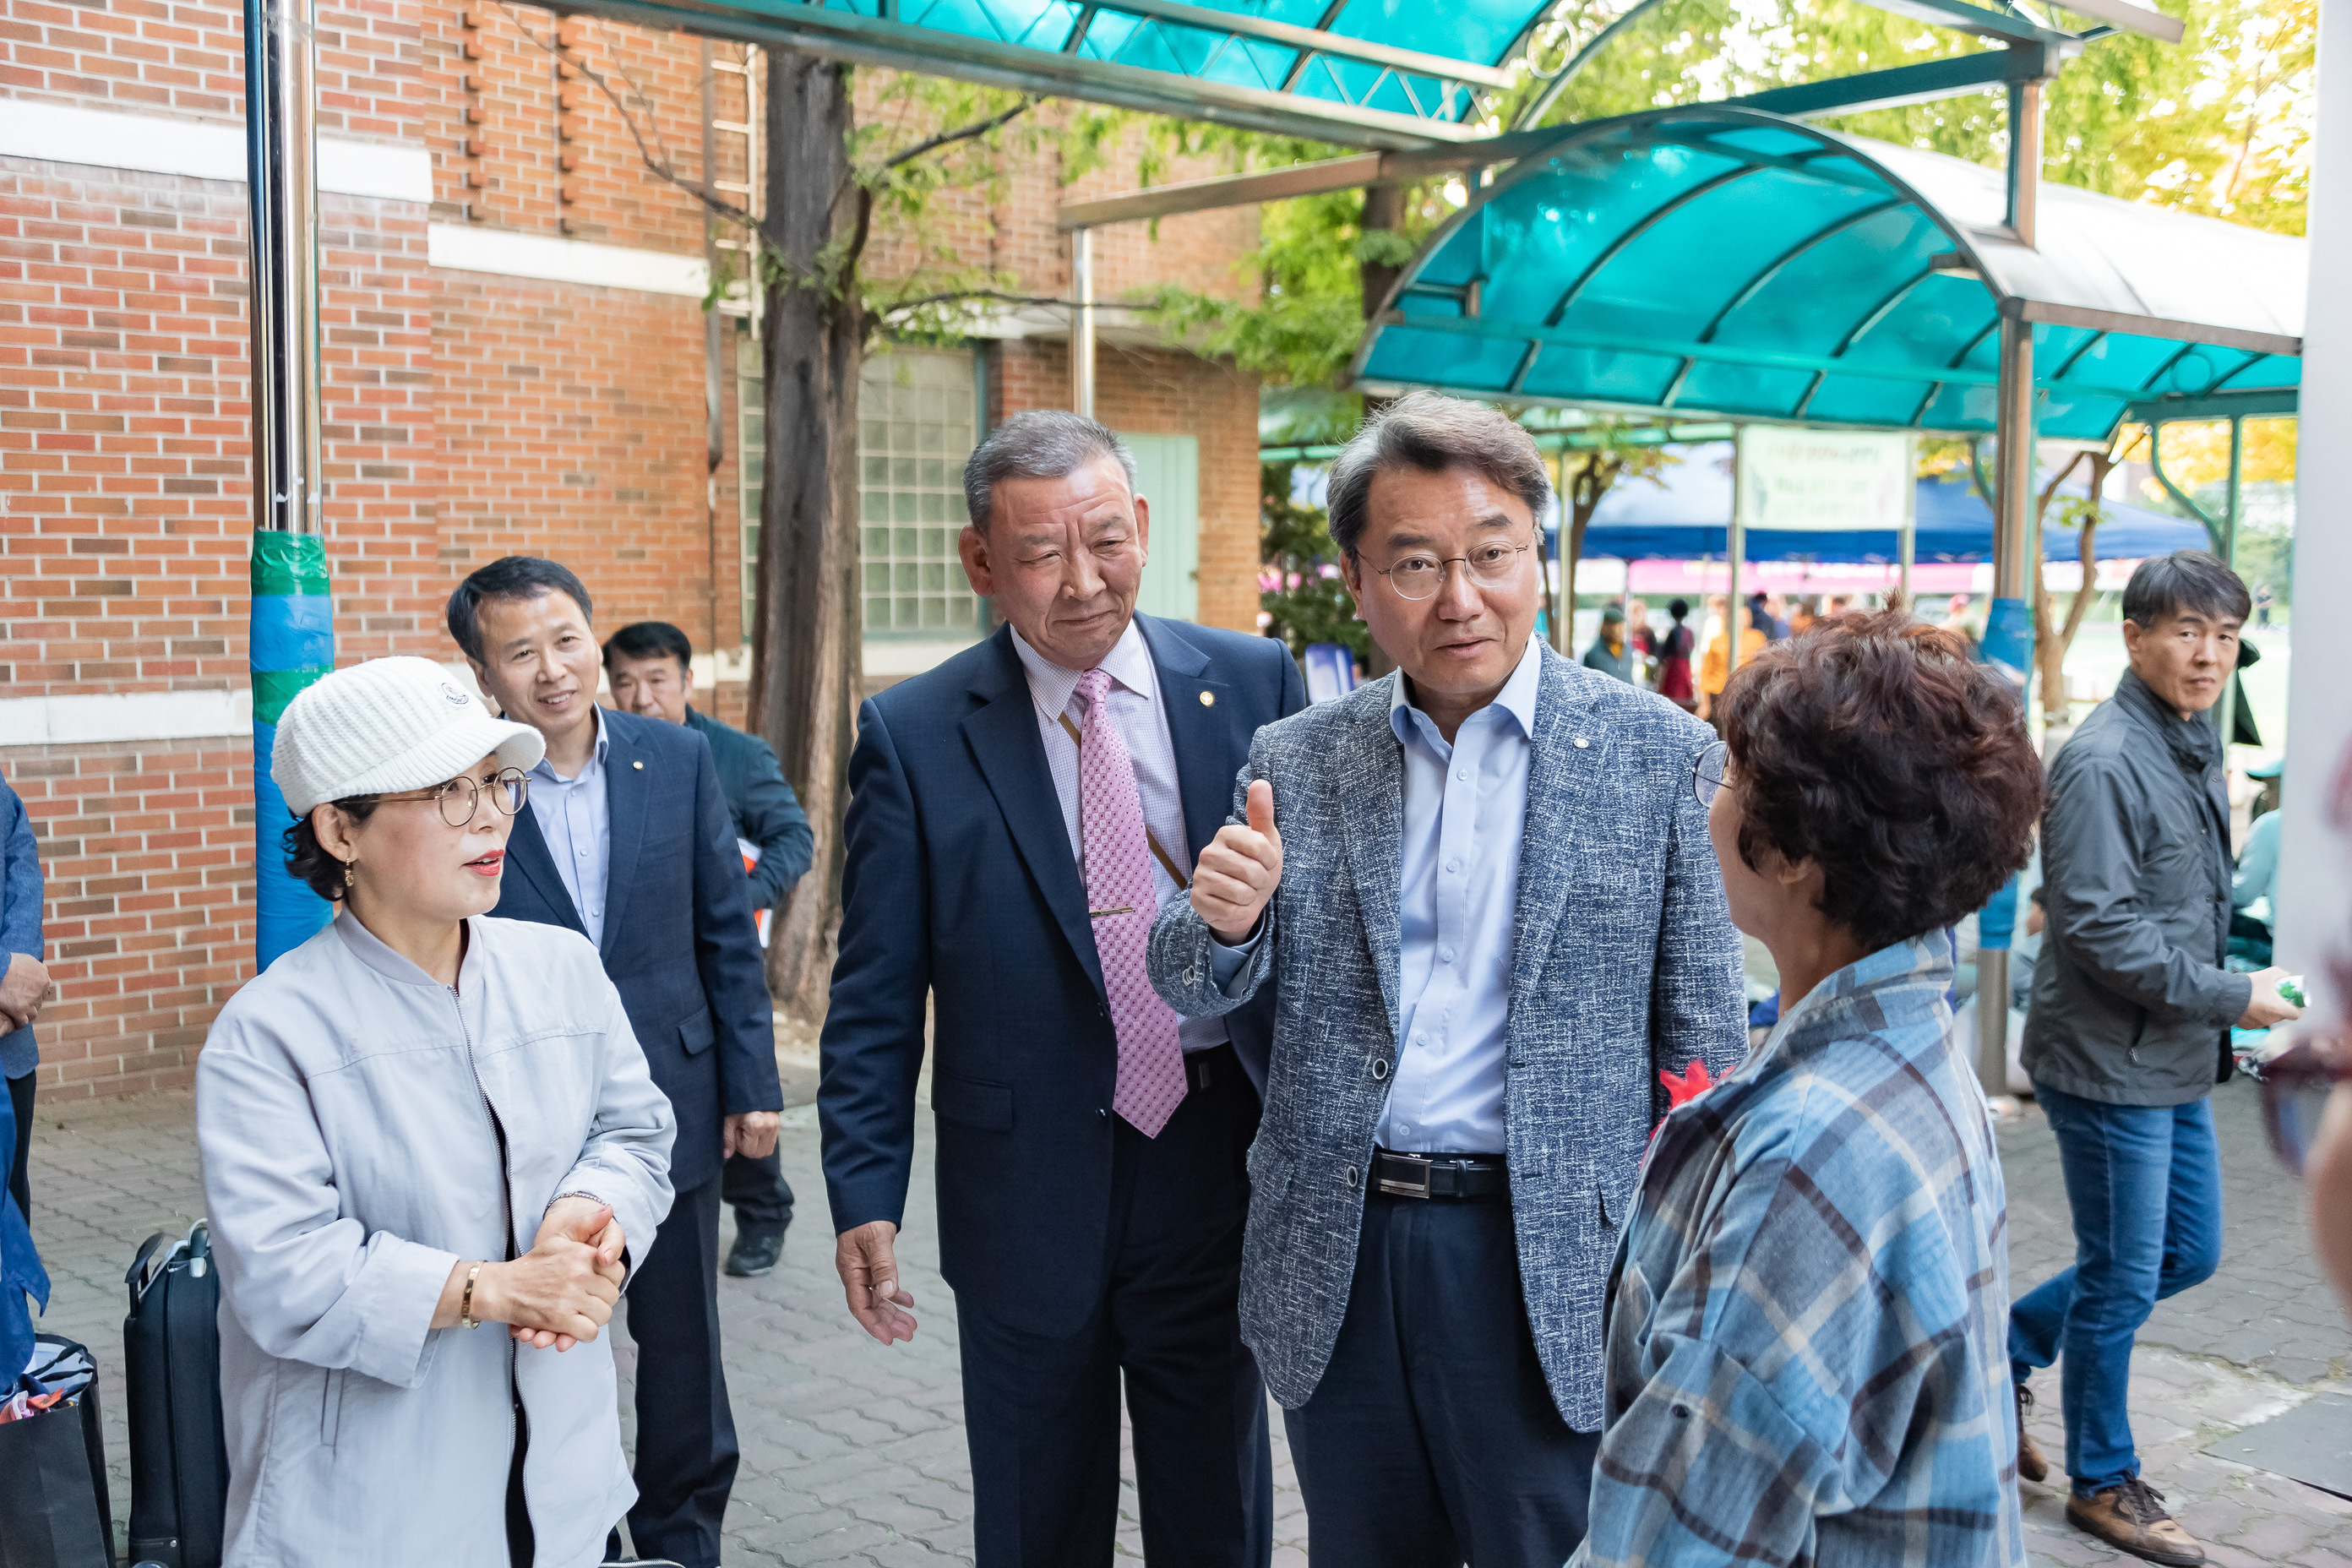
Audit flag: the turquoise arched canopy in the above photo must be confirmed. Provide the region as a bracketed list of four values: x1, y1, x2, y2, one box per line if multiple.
[1352, 106, 2306, 439]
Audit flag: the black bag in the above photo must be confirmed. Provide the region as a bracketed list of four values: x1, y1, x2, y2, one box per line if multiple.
[123, 1222, 227, 1568]
[0, 1334, 114, 1568]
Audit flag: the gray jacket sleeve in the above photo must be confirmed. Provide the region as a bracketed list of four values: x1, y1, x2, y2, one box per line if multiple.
[549, 984, 677, 1288]
[199, 1031, 459, 1390]
[1646, 754, 1750, 1118]
[1148, 759, 1277, 1019]
[2044, 758, 2251, 1027]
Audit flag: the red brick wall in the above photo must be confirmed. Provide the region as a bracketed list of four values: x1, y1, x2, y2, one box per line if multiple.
[5, 738, 259, 1096]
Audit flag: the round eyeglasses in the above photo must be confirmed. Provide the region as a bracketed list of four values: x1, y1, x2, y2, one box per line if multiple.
[357, 768, 531, 828]
[1367, 539, 1534, 601]
[1693, 741, 1729, 808]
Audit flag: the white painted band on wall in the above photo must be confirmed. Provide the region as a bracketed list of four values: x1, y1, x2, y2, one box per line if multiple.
[0, 689, 253, 748]
[427, 224, 709, 297]
[0, 99, 433, 202]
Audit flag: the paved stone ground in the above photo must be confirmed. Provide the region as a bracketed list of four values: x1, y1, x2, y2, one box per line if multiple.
[20, 1071, 2352, 1565]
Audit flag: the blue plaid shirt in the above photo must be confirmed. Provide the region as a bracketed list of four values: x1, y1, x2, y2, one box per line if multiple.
[1573, 935, 2024, 1568]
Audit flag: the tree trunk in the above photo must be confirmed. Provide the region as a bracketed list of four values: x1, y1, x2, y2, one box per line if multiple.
[749, 52, 864, 1021]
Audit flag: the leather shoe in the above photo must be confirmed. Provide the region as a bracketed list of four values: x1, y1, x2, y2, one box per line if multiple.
[2066, 1476, 2206, 1565]
[2015, 1382, 2050, 1484]
[724, 1224, 786, 1278]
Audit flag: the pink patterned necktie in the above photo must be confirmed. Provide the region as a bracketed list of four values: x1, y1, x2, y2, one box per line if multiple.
[1075, 667, 1188, 1137]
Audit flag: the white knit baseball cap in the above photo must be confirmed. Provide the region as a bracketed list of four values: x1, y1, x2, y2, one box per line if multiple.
[271, 656, 547, 816]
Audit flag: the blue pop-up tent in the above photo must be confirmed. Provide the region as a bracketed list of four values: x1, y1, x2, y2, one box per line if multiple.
[1576, 444, 2208, 564]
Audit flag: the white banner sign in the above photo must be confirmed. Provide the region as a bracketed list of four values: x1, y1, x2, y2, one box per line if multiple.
[1736, 428, 1914, 533]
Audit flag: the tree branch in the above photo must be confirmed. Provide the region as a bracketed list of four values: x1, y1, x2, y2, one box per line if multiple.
[882, 95, 1039, 170]
[875, 288, 1083, 315]
[498, 3, 755, 231]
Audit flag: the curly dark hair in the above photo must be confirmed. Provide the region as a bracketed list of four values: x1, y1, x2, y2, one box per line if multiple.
[280, 798, 379, 901]
[1716, 609, 2044, 945]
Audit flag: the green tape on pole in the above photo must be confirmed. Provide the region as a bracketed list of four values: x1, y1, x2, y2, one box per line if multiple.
[253, 530, 330, 597]
[252, 667, 335, 726]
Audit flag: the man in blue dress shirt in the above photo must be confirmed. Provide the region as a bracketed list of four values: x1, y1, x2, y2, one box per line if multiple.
[1150, 393, 1746, 1567]
[449, 557, 781, 1568]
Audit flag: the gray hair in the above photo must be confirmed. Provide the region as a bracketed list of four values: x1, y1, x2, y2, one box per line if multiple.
[2121, 549, 2251, 628]
[962, 410, 1139, 532]
[1326, 391, 1553, 557]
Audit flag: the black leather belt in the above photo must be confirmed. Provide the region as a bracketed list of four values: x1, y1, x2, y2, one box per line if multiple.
[1373, 1149, 1509, 1200]
[1184, 1043, 1238, 1095]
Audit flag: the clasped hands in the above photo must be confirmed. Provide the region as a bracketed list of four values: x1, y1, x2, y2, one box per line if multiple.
[1, 952, 52, 1032]
[435, 1195, 628, 1352]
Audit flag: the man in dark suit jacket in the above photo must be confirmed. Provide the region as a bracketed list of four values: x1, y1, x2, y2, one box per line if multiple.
[449, 558, 782, 1568]
[819, 411, 1307, 1568]
[606, 619, 814, 1278]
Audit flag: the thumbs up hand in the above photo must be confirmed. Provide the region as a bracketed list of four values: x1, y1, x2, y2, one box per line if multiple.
[1192, 778, 1283, 945]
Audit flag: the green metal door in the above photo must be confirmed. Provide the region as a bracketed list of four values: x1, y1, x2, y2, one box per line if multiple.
[1120, 431, 1199, 623]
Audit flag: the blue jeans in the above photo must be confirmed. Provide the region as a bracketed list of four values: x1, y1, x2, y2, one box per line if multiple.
[2007, 1083, 2224, 1494]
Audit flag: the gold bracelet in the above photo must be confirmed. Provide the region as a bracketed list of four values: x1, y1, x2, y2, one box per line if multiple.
[460, 1263, 483, 1330]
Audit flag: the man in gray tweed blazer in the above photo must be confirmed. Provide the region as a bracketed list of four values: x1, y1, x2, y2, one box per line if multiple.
[1149, 393, 1746, 1566]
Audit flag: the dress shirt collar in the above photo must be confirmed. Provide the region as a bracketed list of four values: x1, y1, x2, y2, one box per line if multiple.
[1010, 617, 1155, 719]
[1389, 631, 1544, 749]
[526, 705, 608, 782]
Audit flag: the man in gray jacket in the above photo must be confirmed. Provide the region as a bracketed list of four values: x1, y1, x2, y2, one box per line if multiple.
[1148, 393, 1746, 1566]
[2011, 551, 2300, 1565]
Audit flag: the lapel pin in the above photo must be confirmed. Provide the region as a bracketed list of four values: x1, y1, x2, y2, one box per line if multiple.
[1573, 737, 1590, 749]
[633, 760, 644, 769]
[1199, 691, 1215, 706]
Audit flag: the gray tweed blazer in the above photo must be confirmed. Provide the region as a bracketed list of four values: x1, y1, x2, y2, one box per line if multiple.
[1148, 643, 1746, 1430]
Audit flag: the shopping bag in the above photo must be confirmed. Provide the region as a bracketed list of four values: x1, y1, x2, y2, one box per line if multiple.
[0, 1333, 113, 1568]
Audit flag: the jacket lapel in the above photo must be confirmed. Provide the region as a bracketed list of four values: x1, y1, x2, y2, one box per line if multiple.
[1510, 648, 1612, 1019]
[1135, 613, 1229, 862]
[1334, 676, 1406, 1039]
[597, 712, 649, 963]
[504, 799, 587, 938]
[961, 628, 1108, 1005]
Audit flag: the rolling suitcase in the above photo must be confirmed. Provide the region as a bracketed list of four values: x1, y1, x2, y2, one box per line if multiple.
[122, 1222, 227, 1568]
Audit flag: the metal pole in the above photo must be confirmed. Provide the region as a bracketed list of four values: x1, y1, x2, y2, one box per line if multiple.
[244, 0, 335, 968]
[2006, 79, 2043, 249]
[1725, 425, 1745, 685]
[1070, 225, 1096, 418]
[2218, 414, 2245, 752]
[1978, 310, 2037, 1096]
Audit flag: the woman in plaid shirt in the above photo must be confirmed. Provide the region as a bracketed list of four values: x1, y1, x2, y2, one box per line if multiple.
[1576, 611, 2043, 1567]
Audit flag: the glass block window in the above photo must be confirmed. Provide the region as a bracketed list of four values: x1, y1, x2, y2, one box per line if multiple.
[858, 349, 982, 637]
[736, 329, 763, 644]
[737, 339, 983, 642]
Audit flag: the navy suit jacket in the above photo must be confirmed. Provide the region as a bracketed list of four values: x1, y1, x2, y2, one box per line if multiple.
[819, 615, 1308, 1331]
[490, 708, 780, 1193]
[683, 705, 814, 913]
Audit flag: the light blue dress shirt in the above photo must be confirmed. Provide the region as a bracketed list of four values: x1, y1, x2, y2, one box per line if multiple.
[1215, 634, 1541, 1153]
[527, 709, 612, 949]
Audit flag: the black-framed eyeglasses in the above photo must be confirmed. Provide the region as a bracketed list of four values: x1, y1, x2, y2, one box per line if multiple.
[1367, 539, 1535, 602]
[1693, 741, 1729, 808]
[2257, 1034, 2352, 1175]
[354, 768, 530, 828]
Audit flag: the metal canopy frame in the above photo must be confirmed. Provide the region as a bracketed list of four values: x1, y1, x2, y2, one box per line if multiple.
[553, 0, 1553, 147]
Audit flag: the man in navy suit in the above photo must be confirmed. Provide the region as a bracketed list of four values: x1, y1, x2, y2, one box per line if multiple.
[819, 411, 1307, 1567]
[448, 557, 781, 1568]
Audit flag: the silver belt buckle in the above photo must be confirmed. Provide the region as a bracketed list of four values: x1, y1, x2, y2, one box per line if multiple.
[1376, 1152, 1434, 1198]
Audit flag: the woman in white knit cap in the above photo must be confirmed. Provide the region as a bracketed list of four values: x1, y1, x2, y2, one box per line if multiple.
[195, 656, 676, 1568]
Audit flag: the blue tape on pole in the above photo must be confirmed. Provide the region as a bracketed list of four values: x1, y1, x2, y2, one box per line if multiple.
[250, 591, 335, 672]
[1977, 871, 2019, 952]
[253, 719, 332, 969]
[1979, 596, 2034, 689]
